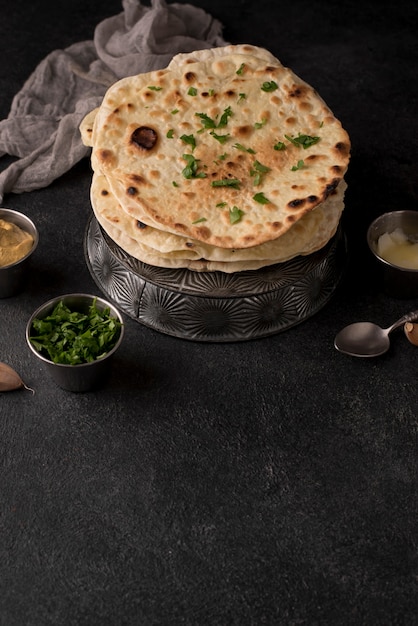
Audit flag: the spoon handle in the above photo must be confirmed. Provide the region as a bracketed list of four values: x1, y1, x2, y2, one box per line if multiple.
[389, 310, 418, 332]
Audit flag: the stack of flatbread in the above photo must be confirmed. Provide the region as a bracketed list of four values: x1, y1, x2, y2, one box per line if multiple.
[80, 44, 350, 273]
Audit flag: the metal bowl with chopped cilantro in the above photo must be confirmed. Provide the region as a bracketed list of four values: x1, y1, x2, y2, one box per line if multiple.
[26, 293, 124, 392]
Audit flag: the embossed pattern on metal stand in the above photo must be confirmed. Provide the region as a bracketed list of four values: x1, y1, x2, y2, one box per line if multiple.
[84, 216, 346, 342]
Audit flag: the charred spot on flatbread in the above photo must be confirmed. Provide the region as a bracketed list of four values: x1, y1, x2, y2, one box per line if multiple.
[334, 141, 350, 156]
[130, 126, 158, 151]
[324, 179, 341, 198]
[287, 198, 306, 210]
[184, 71, 197, 83]
[97, 149, 116, 168]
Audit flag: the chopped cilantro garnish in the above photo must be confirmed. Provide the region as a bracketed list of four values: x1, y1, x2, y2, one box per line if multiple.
[253, 192, 270, 204]
[217, 106, 233, 128]
[195, 112, 217, 129]
[252, 160, 271, 174]
[172, 181, 179, 187]
[261, 81, 278, 92]
[166, 129, 174, 138]
[274, 141, 286, 151]
[285, 133, 321, 149]
[171, 108, 179, 115]
[210, 131, 230, 144]
[182, 154, 207, 179]
[211, 178, 241, 189]
[192, 217, 207, 224]
[252, 174, 261, 186]
[216, 202, 228, 208]
[29, 299, 122, 365]
[250, 160, 271, 186]
[229, 206, 244, 224]
[233, 143, 256, 154]
[254, 118, 267, 129]
[236, 63, 245, 75]
[291, 159, 305, 171]
[237, 93, 246, 103]
[148, 85, 162, 91]
[195, 106, 233, 130]
[180, 134, 196, 151]
[188, 87, 198, 96]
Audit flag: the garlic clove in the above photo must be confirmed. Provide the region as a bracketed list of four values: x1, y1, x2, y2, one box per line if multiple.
[0, 362, 35, 393]
[404, 322, 418, 347]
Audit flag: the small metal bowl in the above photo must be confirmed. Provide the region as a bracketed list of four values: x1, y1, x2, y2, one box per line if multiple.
[26, 293, 124, 392]
[367, 210, 418, 299]
[0, 207, 39, 298]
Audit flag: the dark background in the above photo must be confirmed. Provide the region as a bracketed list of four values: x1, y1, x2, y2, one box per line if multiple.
[1, 1, 418, 624]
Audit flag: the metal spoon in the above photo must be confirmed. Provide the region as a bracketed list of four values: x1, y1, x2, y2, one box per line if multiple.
[334, 309, 418, 357]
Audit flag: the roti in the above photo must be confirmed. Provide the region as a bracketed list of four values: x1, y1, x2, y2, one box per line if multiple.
[88, 44, 350, 249]
[90, 170, 346, 271]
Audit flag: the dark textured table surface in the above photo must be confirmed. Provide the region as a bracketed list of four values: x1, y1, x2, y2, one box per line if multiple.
[1, 1, 418, 624]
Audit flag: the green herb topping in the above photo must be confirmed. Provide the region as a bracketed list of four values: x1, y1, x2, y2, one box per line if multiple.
[236, 63, 245, 75]
[29, 299, 122, 365]
[166, 129, 174, 138]
[192, 217, 207, 224]
[250, 160, 271, 186]
[254, 118, 267, 129]
[210, 131, 230, 144]
[217, 106, 233, 128]
[253, 192, 270, 204]
[182, 154, 207, 179]
[195, 106, 233, 130]
[148, 85, 162, 91]
[229, 206, 244, 224]
[211, 178, 241, 189]
[261, 81, 278, 92]
[180, 134, 196, 151]
[273, 141, 286, 151]
[291, 159, 305, 171]
[188, 87, 198, 96]
[195, 112, 217, 129]
[233, 143, 256, 154]
[285, 133, 321, 149]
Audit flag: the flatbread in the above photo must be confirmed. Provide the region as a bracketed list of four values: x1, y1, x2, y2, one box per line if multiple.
[89, 44, 350, 249]
[90, 170, 345, 271]
[79, 107, 98, 148]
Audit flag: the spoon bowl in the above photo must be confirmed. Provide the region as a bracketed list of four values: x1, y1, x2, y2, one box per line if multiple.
[334, 309, 418, 357]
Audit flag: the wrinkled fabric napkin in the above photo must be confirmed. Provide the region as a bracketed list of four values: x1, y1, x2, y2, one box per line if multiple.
[0, 0, 227, 203]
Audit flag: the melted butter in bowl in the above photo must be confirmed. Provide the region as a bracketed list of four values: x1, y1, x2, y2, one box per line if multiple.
[377, 227, 418, 270]
[367, 210, 418, 297]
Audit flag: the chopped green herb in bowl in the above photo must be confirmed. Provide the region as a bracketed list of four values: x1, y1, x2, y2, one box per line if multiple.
[26, 294, 124, 392]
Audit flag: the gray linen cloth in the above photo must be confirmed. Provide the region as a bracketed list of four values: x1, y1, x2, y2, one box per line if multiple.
[0, 0, 227, 203]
